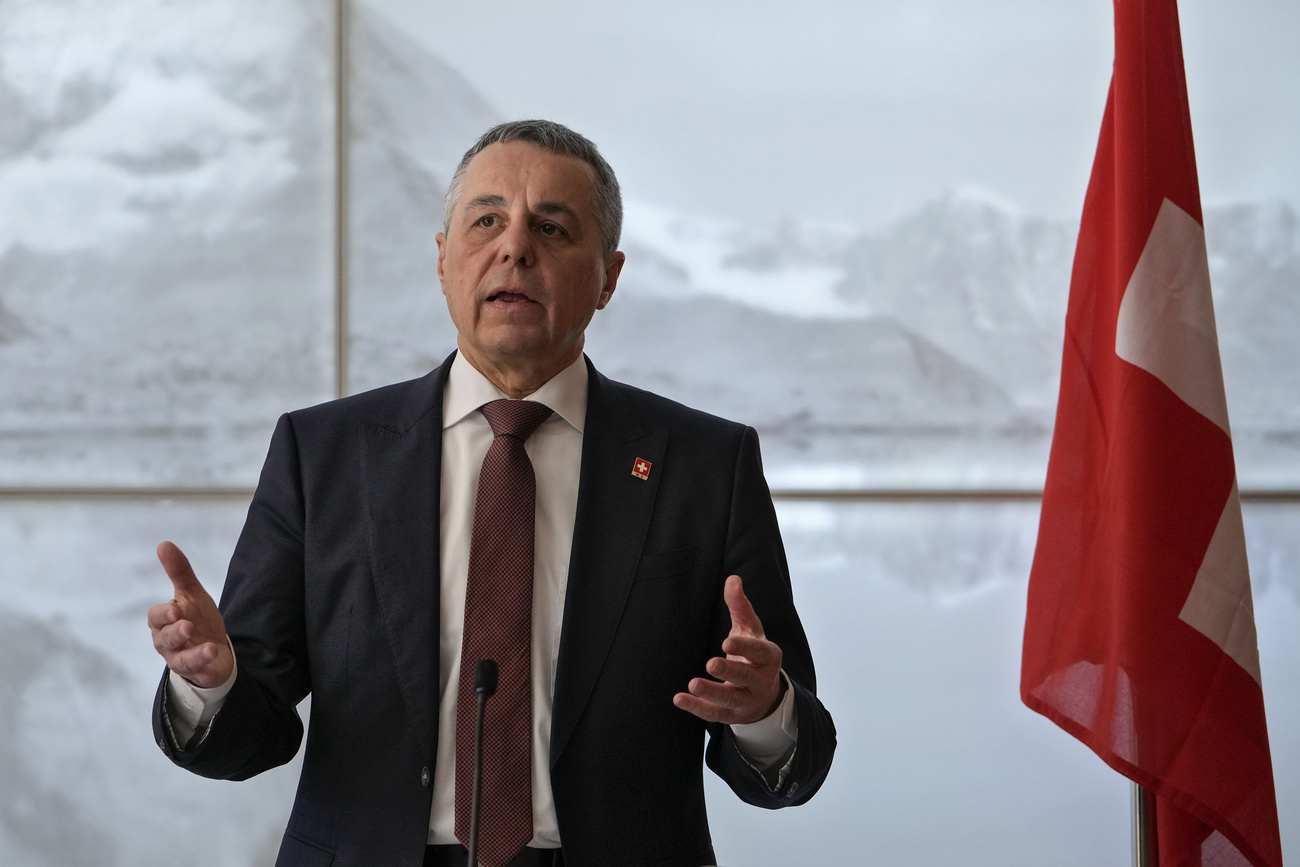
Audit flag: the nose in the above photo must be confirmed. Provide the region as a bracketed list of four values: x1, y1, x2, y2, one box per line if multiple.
[497, 218, 534, 267]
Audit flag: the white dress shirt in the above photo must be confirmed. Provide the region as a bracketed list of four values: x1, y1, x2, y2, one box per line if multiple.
[165, 352, 797, 847]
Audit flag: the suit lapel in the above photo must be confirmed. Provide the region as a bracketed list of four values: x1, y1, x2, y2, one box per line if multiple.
[359, 355, 453, 753]
[550, 362, 667, 765]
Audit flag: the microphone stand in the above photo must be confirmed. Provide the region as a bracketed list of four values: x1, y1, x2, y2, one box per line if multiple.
[467, 659, 498, 867]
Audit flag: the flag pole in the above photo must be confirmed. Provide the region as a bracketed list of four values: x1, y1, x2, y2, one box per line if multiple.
[333, 0, 350, 400]
[1131, 782, 1156, 867]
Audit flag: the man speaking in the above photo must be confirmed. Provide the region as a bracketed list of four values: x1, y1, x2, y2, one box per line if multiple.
[147, 120, 835, 867]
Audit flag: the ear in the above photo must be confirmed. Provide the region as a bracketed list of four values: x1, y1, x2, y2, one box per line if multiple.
[596, 251, 625, 310]
[436, 232, 448, 285]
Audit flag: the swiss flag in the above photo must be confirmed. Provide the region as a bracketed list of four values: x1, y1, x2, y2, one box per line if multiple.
[1020, 2, 1283, 866]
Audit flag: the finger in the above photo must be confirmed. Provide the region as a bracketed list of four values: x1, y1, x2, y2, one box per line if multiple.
[673, 686, 750, 723]
[167, 642, 221, 678]
[673, 691, 734, 724]
[146, 601, 180, 631]
[679, 675, 771, 726]
[705, 656, 771, 689]
[723, 574, 764, 637]
[153, 620, 197, 654]
[685, 675, 748, 707]
[157, 541, 205, 599]
[721, 635, 782, 667]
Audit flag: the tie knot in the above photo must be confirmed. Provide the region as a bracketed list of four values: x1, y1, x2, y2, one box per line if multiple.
[479, 399, 554, 441]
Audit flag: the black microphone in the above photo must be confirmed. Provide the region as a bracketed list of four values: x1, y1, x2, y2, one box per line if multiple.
[466, 659, 498, 867]
[474, 659, 499, 698]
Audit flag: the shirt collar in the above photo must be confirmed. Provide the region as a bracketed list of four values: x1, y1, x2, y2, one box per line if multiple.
[443, 352, 589, 433]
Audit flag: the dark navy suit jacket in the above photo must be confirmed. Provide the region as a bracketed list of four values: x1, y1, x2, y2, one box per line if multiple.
[154, 354, 835, 867]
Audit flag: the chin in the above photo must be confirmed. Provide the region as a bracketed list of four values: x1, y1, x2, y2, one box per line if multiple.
[480, 341, 558, 368]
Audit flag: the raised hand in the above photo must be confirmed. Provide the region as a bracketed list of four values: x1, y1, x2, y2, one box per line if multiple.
[147, 541, 234, 689]
[673, 574, 786, 725]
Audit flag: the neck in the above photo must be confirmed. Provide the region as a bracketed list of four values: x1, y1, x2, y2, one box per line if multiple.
[456, 340, 582, 399]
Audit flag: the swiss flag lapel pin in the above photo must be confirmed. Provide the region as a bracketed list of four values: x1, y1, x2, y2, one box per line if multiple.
[631, 457, 652, 481]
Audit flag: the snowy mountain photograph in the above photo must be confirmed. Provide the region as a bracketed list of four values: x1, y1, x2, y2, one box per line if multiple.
[1, 0, 1297, 864]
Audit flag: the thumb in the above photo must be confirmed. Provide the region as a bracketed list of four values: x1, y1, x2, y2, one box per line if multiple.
[157, 541, 205, 599]
[724, 574, 764, 637]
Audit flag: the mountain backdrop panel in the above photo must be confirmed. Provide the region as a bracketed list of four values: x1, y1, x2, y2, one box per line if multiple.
[1021, 2, 1283, 865]
[3, 0, 1300, 489]
[0, 0, 336, 486]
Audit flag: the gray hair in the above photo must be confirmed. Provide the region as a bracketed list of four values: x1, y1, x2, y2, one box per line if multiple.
[442, 119, 623, 253]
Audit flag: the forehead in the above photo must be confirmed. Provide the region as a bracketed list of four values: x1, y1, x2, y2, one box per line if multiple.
[458, 141, 600, 215]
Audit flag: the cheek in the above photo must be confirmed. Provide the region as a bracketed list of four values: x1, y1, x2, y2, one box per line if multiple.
[439, 277, 475, 326]
[439, 247, 476, 295]
[439, 263, 469, 302]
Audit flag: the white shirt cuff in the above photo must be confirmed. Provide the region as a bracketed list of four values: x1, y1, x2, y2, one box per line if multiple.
[729, 670, 798, 779]
[164, 637, 237, 748]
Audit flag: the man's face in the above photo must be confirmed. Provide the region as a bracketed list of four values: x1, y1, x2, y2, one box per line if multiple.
[436, 141, 624, 384]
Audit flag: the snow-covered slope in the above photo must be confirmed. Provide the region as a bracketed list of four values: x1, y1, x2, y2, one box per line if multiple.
[0, 0, 337, 485]
[2, 3, 1300, 865]
[345, 1, 498, 391]
[3, 0, 1297, 489]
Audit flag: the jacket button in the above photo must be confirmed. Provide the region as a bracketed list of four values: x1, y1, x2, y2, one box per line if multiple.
[421, 766, 431, 787]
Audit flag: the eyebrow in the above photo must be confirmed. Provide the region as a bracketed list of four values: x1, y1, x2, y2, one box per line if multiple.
[463, 195, 580, 223]
[534, 201, 579, 222]
[465, 194, 508, 210]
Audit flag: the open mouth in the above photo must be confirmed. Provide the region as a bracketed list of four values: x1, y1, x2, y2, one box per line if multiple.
[487, 290, 532, 303]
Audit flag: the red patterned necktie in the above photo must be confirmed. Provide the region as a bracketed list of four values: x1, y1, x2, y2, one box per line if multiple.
[455, 399, 553, 867]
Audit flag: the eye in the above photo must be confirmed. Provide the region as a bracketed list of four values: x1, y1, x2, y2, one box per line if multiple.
[538, 222, 565, 237]
[475, 214, 498, 228]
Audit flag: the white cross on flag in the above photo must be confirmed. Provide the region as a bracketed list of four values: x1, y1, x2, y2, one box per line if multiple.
[1020, 2, 1283, 865]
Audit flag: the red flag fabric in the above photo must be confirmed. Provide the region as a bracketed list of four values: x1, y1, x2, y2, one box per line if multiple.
[1021, 2, 1283, 866]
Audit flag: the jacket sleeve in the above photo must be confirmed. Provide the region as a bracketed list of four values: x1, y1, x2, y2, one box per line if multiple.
[151, 412, 311, 780]
[703, 425, 836, 807]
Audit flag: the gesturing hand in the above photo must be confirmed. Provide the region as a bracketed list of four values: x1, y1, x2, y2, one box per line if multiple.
[147, 541, 234, 689]
[673, 574, 786, 725]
